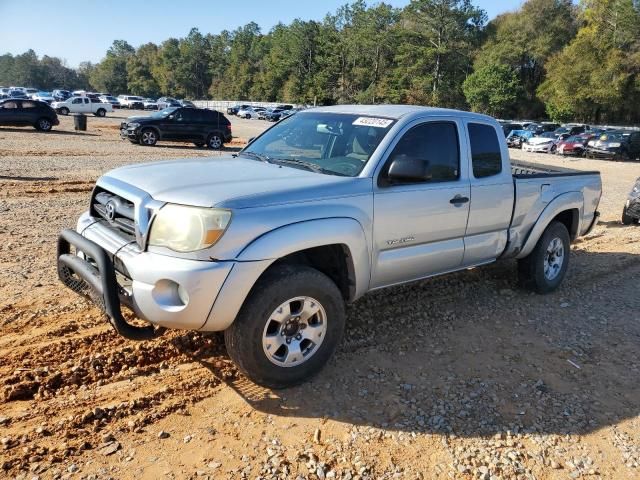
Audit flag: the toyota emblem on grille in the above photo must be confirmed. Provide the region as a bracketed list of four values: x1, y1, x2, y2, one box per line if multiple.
[105, 201, 116, 221]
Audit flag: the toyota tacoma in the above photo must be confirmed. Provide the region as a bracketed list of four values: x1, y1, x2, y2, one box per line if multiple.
[57, 105, 602, 388]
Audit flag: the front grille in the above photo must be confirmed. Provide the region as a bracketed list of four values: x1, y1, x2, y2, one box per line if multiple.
[91, 188, 137, 242]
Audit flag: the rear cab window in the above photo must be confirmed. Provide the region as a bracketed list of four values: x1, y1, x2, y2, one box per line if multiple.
[468, 123, 503, 178]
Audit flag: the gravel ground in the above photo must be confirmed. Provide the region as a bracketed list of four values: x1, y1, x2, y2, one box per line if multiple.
[1, 113, 640, 480]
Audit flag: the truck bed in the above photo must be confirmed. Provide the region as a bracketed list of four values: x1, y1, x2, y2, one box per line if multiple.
[511, 160, 599, 178]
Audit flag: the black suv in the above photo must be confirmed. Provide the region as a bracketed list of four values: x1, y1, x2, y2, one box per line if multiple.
[0, 99, 59, 131]
[120, 107, 232, 149]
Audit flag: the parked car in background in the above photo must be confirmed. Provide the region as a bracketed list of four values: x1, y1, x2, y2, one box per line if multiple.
[143, 98, 159, 110]
[586, 131, 640, 160]
[237, 106, 266, 119]
[52, 96, 113, 117]
[99, 95, 121, 109]
[156, 97, 181, 110]
[501, 122, 523, 137]
[120, 107, 232, 149]
[506, 129, 534, 148]
[23, 88, 38, 98]
[118, 95, 145, 109]
[178, 100, 196, 108]
[9, 89, 29, 99]
[264, 108, 286, 122]
[522, 132, 557, 153]
[622, 178, 640, 225]
[32, 91, 55, 104]
[0, 98, 59, 131]
[227, 104, 250, 115]
[554, 124, 589, 137]
[53, 89, 72, 101]
[526, 122, 560, 135]
[556, 135, 589, 156]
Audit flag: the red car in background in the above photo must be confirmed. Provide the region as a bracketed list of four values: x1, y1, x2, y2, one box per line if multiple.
[556, 133, 595, 157]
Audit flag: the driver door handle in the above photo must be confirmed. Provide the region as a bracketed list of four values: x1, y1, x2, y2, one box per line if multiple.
[450, 195, 469, 205]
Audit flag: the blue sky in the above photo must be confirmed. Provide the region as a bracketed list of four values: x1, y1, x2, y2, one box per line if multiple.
[0, 0, 521, 67]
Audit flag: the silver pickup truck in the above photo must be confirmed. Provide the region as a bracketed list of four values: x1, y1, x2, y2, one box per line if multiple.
[57, 105, 601, 388]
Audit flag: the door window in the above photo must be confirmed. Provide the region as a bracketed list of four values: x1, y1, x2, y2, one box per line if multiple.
[382, 121, 460, 184]
[468, 123, 503, 178]
[72, 98, 83, 104]
[1, 101, 18, 109]
[22, 101, 37, 109]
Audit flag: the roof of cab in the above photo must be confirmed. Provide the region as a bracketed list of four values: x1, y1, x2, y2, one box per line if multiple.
[309, 104, 496, 122]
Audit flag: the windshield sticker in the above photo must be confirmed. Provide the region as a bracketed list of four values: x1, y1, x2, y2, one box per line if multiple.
[352, 117, 393, 128]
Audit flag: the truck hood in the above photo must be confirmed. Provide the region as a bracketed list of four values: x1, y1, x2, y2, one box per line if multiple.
[100, 157, 369, 208]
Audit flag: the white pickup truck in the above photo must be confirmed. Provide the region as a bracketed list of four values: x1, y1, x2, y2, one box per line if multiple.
[57, 105, 601, 388]
[51, 96, 113, 117]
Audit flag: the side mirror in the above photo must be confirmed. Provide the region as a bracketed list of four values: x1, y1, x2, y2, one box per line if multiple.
[168, 115, 174, 120]
[387, 156, 432, 183]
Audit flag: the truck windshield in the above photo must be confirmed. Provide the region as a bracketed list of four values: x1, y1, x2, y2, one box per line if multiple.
[240, 112, 395, 177]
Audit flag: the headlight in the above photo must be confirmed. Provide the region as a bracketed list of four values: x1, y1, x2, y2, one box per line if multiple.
[148, 204, 232, 252]
[608, 142, 621, 148]
[128, 122, 140, 129]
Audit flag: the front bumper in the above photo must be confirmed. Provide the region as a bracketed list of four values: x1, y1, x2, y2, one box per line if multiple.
[586, 147, 618, 159]
[626, 199, 640, 219]
[57, 212, 236, 335]
[523, 143, 553, 153]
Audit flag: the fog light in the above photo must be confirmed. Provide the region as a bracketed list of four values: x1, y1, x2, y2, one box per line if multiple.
[152, 279, 188, 310]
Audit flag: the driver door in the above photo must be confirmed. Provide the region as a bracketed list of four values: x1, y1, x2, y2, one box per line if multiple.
[371, 119, 470, 289]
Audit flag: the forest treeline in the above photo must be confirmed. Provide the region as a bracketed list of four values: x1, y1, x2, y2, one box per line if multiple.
[1, 0, 639, 123]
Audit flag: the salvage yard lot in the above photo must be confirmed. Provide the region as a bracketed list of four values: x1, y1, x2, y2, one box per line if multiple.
[1, 112, 640, 480]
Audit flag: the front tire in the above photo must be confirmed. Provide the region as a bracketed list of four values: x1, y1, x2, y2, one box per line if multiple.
[225, 265, 345, 389]
[139, 128, 158, 146]
[60, 107, 69, 116]
[518, 221, 571, 294]
[34, 117, 52, 131]
[622, 206, 636, 225]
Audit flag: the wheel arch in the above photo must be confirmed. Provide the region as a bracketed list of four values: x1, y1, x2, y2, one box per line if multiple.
[140, 125, 161, 140]
[200, 218, 371, 332]
[516, 192, 583, 259]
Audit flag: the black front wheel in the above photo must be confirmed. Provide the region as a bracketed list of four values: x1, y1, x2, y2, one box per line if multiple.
[622, 206, 637, 225]
[225, 265, 345, 389]
[518, 221, 571, 294]
[139, 128, 158, 146]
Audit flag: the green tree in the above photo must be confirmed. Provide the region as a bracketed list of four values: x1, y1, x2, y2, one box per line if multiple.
[474, 0, 578, 118]
[90, 40, 134, 94]
[391, 0, 486, 107]
[463, 64, 521, 116]
[539, 0, 640, 123]
[127, 43, 161, 97]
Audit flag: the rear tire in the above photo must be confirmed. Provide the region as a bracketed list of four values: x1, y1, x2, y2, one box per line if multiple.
[95, 108, 106, 117]
[207, 134, 223, 150]
[518, 221, 571, 294]
[225, 265, 345, 389]
[34, 117, 52, 132]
